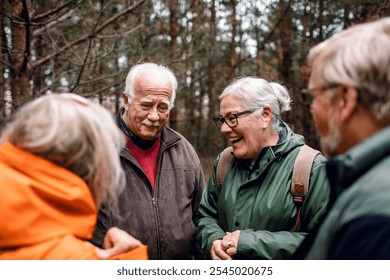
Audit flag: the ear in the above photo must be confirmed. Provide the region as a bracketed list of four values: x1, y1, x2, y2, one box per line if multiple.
[339, 85, 359, 121]
[123, 92, 130, 110]
[261, 105, 273, 122]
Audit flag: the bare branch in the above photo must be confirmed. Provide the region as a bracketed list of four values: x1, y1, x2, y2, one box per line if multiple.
[78, 69, 127, 86]
[31, 0, 81, 22]
[83, 79, 124, 98]
[32, 10, 74, 37]
[32, 0, 145, 69]
[257, 0, 292, 52]
[70, 10, 104, 92]
[96, 25, 142, 39]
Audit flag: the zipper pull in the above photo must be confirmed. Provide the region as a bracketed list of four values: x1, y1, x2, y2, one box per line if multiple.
[151, 197, 157, 207]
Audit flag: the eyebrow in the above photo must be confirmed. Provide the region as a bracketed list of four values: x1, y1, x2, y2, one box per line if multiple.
[140, 98, 170, 106]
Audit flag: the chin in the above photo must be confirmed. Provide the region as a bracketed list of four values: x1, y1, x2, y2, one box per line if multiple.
[231, 148, 246, 159]
[143, 131, 160, 140]
[320, 134, 341, 158]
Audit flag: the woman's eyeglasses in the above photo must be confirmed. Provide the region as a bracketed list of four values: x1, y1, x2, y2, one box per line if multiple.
[213, 109, 259, 129]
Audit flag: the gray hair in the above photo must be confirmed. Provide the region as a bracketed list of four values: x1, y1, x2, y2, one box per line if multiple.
[220, 77, 292, 133]
[124, 62, 178, 109]
[0, 93, 125, 207]
[308, 17, 390, 122]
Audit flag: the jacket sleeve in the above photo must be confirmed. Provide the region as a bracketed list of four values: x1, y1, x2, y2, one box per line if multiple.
[328, 216, 390, 259]
[192, 161, 206, 224]
[237, 229, 306, 259]
[237, 154, 330, 259]
[90, 204, 114, 248]
[196, 155, 226, 258]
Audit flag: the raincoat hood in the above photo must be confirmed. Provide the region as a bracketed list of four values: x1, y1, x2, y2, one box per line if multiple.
[0, 142, 97, 249]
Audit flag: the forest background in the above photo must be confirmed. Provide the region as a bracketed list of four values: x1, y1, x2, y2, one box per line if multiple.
[1, 0, 389, 180]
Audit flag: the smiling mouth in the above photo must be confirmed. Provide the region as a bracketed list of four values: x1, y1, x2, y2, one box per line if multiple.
[230, 137, 243, 144]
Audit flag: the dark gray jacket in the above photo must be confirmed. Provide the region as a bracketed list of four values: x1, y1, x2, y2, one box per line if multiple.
[305, 126, 390, 259]
[92, 114, 205, 259]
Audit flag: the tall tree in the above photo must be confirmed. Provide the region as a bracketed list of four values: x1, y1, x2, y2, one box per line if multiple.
[8, 0, 31, 109]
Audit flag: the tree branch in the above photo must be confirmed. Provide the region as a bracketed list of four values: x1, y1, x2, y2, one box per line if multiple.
[32, 9, 74, 37]
[257, 0, 292, 52]
[70, 9, 104, 92]
[31, 0, 81, 22]
[32, 0, 145, 69]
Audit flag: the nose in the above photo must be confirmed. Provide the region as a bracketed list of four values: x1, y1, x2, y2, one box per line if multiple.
[148, 107, 160, 121]
[220, 122, 231, 134]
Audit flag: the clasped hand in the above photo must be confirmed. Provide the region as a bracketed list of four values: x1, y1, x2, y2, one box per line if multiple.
[210, 230, 240, 260]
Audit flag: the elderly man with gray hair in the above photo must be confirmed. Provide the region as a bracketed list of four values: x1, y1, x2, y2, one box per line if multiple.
[295, 17, 390, 259]
[92, 63, 205, 260]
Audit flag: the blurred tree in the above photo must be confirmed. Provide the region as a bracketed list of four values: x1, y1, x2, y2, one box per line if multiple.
[0, 0, 388, 172]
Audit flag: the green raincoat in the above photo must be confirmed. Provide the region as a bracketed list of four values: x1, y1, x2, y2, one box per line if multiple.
[196, 122, 330, 259]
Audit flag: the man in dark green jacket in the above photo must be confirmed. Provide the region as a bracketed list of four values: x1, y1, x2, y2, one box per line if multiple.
[296, 18, 390, 259]
[196, 77, 330, 259]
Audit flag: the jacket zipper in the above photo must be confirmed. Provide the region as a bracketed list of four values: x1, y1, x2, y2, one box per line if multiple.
[122, 148, 162, 259]
[151, 196, 161, 259]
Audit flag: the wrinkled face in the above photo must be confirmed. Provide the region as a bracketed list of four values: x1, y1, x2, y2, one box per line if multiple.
[219, 95, 266, 161]
[123, 71, 172, 140]
[309, 60, 341, 157]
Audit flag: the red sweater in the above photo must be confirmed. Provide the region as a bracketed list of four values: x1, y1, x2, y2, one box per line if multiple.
[126, 138, 161, 190]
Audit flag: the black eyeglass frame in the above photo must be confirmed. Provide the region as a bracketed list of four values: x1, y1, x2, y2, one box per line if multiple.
[213, 108, 259, 129]
[301, 84, 340, 96]
[301, 84, 340, 107]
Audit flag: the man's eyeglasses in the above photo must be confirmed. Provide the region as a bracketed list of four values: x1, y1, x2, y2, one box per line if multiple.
[301, 84, 339, 107]
[213, 108, 259, 129]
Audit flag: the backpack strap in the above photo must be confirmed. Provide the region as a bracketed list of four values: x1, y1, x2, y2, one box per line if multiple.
[216, 144, 320, 232]
[291, 144, 320, 232]
[216, 147, 234, 188]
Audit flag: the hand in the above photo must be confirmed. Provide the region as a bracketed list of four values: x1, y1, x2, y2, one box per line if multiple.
[94, 227, 143, 259]
[210, 239, 232, 260]
[222, 230, 240, 257]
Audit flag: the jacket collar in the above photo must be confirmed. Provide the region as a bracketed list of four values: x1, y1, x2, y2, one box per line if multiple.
[117, 107, 160, 149]
[326, 126, 390, 197]
[116, 108, 181, 158]
[241, 121, 305, 170]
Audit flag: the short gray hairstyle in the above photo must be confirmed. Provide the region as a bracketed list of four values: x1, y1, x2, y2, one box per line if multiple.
[220, 77, 292, 133]
[0, 93, 125, 207]
[308, 17, 390, 122]
[124, 62, 178, 109]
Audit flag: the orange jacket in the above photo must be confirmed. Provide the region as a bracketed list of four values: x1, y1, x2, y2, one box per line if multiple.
[0, 142, 147, 260]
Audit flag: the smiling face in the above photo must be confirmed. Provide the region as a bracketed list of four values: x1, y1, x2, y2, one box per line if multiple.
[123, 70, 172, 140]
[219, 95, 275, 161]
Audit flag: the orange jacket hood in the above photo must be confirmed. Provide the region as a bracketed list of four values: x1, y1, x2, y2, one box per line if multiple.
[0, 142, 97, 249]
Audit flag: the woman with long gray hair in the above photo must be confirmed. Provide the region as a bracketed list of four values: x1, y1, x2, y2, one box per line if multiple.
[0, 93, 147, 260]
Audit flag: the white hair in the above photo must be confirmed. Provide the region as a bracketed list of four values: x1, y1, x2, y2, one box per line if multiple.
[220, 76, 292, 133]
[308, 17, 390, 122]
[124, 62, 178, 109]
[0, 93, 125, 207]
